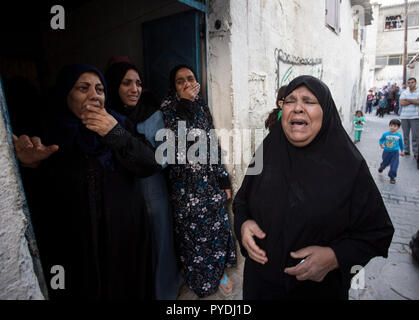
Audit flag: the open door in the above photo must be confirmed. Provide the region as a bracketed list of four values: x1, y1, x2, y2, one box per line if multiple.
[142, 9, 205, 103]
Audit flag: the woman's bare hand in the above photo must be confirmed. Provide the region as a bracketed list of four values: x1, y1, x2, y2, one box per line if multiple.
[81, 105, 118, 137]
[13, 134, 59, 168]
[284, 246, 339, 282]
[179, 83, 200, 102]
[241, 220, 268, 264]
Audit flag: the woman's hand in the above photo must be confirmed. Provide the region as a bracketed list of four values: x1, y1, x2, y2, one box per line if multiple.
[13, 134, 59, 168]
[284, 246, 339, 282]
[179, 83, 200, 102]
[241, 220, 268, 264]
[81, 105, 118, 137]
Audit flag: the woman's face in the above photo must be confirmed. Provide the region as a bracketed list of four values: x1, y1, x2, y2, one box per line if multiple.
[119, 69, 142, 107]
[174, 68, 197, 96]
[281, 85, 323, 147]
[67, 72, 105, 119]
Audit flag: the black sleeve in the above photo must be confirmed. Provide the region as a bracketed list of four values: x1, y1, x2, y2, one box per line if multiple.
[232, 173, 255, 258]
[218, 175, 231, 190]
[102, 123, 162, 178]
[330, 160, 394, 274]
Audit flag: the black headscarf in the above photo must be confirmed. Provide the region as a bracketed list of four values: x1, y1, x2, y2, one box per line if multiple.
[46, 63, 125, 171]
[234, 75, 394, 295]
[105, 62, 160, 128]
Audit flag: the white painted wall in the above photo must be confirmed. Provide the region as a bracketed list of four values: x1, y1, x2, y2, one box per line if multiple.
[209, 0, 370, 186]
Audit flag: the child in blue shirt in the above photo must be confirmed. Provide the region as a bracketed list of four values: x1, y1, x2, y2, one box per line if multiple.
[378, 119, 405, 184]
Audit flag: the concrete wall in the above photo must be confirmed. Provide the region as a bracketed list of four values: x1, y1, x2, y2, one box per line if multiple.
[373, 1, 419, 87]
[208, 0, 369, 193]
[0, 83, 44, 300]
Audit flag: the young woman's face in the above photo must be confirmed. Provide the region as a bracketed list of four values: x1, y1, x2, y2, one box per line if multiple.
[281, 85, 323, 147]
[67, 72, 105, 119]
[119, 69, 142, 107]
[174, 68, 197, 96]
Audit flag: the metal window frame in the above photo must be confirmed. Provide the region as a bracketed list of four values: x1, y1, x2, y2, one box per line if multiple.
[177, 0, 209, 13]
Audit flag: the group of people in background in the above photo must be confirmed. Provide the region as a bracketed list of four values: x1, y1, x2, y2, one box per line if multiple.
[365, 83, 405, 117]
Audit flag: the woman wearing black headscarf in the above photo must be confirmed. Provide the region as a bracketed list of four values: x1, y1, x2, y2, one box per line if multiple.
[105, 61, 183, 300]
[233, 75, 394, 299]
[17, 63, 160, 299]
[160, 65, 237, 298]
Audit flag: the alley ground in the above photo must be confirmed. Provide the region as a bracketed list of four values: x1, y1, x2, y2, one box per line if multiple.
[177, 112, 419, 300]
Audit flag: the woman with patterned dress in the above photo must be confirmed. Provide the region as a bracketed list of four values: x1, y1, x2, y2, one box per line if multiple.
[160, 65, 237, 298]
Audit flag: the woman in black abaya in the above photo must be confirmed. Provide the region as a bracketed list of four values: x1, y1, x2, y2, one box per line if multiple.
[16, 63, 160, 299]
[105, 61, 183, 300]
[233, 75, 394, 300]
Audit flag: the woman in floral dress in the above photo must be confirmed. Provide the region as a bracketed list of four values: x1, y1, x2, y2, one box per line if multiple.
[160, 65, 237, 297]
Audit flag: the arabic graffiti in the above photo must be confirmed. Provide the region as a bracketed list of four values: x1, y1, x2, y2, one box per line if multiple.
[274, 48, 323, 91]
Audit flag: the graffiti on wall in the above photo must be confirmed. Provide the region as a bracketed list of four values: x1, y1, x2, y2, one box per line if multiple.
[274, 48, 323, 91]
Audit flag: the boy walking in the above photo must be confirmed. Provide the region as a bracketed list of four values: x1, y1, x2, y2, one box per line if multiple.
[378, 119, 405, 184]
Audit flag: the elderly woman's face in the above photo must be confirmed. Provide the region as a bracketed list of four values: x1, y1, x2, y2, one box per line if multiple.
[119, 69, 142, 107]
[67, 72, 105, 119]
[174, 68, 197, 95]
[281, 85, 323, 147]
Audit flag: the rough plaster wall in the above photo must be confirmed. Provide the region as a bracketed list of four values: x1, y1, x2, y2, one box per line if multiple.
[235, 0, 366, 132]
[209, 0, 369, 191]
[365, 3, 380, 90]
[0, 105, 44, 300]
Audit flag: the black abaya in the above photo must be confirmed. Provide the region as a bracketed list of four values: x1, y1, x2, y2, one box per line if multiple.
[233, 75, 394, 299]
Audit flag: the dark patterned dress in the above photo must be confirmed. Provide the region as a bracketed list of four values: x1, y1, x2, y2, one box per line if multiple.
[160, 94, 237, 297]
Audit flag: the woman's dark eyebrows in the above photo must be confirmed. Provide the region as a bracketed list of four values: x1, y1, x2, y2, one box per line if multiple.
[302, 95, 318, 101]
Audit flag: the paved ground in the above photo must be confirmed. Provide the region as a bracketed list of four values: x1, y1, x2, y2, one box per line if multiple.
[177, 112, 419, 300]
[348, 113, 419, 300]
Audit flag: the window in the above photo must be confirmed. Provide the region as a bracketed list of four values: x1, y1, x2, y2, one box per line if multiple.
[385, 15, 404, 30]
[326, 0, 341, 34]
[407, 13, 419, 27]
[388, 55, 402, 65]
[376, 56, 387, 65]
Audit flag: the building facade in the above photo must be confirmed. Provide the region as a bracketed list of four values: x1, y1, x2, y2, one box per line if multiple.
[366, 1, 419, 88]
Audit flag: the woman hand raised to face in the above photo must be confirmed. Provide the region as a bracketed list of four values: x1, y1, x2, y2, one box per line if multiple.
[174, 67, 200, 102]
[65, 71, 118, 137]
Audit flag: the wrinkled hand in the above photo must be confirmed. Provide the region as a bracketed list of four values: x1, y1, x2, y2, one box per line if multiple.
[400, 151, 405, 157]
[222, 189, 231, 200]
[284, 246, 339, 282]
[381, 144, 385, 149]
[241, 220, 268, 264]
[13, 134, 59, 168]
[179, 83, 200, 102]
[81, 105, 118, 137]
